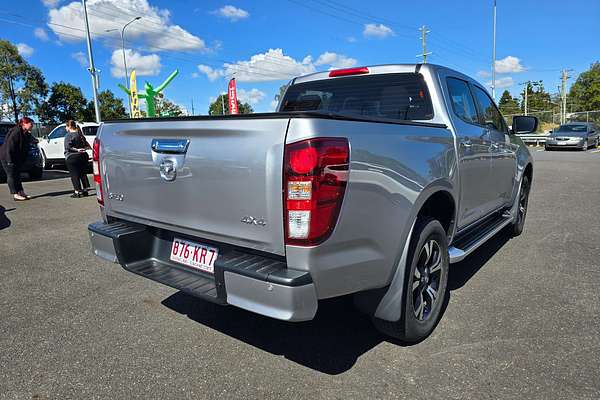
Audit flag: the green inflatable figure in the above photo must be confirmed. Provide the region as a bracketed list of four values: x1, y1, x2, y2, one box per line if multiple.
[118, 69, 179, 117]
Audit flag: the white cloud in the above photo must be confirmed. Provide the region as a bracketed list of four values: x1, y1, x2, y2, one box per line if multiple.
[208, 49, 316, 82]
[42, 0, 60, 7]
[71, 51, 87, 67]
[346, 36, 357, 43]
[315, 52, 357, 69]
[363, 23, 394, 39]
[494, 56, 525, 73]
[48, 0, 207, 52]
[110, 49, 161, 78]
[196, 49, 361, 82]
[34, 28, 50, 41]
[237, 88, 265, 105]
[212, 5, 249, 21]
[191, 72, 199, 78]
[196, 64, 224, 81]
[477, 70, 491, 78]
[17, 43, 34, 58]
[487, 76, 514, 89]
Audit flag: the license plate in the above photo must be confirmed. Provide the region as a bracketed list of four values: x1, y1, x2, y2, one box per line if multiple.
[170, 238, 218, 274]
[557, 142, 567, 145]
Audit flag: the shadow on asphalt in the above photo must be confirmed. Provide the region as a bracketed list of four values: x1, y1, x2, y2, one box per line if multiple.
[162, 231, 512, 374]
[0, 205, 13, 230]
[30, 189, 81, 199]
[448, 232, 510, 290]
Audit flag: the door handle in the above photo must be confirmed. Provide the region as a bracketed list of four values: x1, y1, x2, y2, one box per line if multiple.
[460, 139, 472, 148]
[489, 142, 499, 151]
[151, 139, 190, 154]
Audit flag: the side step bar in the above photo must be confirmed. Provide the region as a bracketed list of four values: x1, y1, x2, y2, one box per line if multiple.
[448, 212, 513, 263]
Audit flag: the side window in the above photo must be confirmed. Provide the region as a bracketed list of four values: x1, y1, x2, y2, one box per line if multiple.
[49, 126, 67, 140]
[447, 78, 479, 125]
[471, 86, 507, 133]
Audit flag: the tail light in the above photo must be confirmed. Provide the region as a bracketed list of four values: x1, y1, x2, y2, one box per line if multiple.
[284, 138, 349, 246]
[92, 137, 103, 205]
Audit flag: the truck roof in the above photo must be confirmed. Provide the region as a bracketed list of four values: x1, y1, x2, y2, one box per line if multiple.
[292, 63, 476, 85]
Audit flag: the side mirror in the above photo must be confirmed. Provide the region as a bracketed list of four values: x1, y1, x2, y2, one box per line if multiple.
[512, 115, 538, 134]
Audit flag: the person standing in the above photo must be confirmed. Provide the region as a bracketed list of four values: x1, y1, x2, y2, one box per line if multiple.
[64, 120, 91, 198]
[0, 117, 35, 201]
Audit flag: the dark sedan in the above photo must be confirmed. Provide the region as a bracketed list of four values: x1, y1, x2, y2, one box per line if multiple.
[0, 122, 44, 182]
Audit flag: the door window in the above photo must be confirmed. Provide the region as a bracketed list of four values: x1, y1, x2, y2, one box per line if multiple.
[48, 126, 67, 139]
[471, 86, 508, 134]
[447, 78, 479, 125]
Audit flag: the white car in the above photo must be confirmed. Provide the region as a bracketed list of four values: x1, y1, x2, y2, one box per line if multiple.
[39, 122, 99, 169]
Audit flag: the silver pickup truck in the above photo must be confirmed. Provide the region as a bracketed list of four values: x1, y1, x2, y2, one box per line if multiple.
[88, 64, 538, 342]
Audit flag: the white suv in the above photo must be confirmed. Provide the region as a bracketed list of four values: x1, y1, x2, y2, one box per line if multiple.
[39, 122, 99, 169]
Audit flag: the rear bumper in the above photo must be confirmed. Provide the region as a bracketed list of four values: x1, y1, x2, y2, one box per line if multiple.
[88, 220, 317, 321]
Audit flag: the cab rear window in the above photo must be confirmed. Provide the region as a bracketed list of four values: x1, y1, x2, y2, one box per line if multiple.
[281, 73, 434, 121]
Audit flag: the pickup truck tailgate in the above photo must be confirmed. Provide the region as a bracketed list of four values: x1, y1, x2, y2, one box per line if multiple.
[99, 118, 289, 256]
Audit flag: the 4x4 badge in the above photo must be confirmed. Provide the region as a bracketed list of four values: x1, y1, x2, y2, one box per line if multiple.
[241, 216, 267, 227]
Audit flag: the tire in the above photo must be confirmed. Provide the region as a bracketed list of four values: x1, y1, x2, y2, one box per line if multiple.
[372, 217, 449, 342]
[507, 175, 531, 237]
[28, 167, 43, 180]
[581, 140, 588, 151]
[41, 150, 51, 170]
[544, 146, 551, 151]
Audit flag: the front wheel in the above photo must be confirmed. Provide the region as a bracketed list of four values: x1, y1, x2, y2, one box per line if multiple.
[372, 217, 449, 342]
[507, 175, 531, 237]
[581, 140, 588, 151]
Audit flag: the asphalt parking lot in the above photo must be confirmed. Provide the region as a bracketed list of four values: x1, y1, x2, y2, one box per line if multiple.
[1, 149, 599, 400]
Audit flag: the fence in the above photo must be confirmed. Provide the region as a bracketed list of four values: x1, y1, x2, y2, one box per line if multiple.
[505, 110, 600, 133]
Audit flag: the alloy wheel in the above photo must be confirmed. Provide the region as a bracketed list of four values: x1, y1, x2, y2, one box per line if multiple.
[518, 178, 530, 226]
[412, 239, 442, 321]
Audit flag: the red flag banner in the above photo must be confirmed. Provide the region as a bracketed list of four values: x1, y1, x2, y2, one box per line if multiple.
[228, 78, 239, 115]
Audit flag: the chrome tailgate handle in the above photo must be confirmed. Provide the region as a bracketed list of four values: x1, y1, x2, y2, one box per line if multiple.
[151, 139, 190, 154]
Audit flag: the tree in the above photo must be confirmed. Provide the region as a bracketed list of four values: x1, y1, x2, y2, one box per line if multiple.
[155, 93, 185, 117]
[568, 62, 600, 112]
[521, 81, 553, 112]
[498, 90, 520, 116]
[208, 94, 253, 115]
[0, 40, 48, 122]
[40, 82, 89, 124]
[86, 90, 127, 120]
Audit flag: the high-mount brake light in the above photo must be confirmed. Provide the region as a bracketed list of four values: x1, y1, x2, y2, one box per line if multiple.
[92, 137, 103, 205]
[284, 138, 349, 246]
[328, 67, 369, 78]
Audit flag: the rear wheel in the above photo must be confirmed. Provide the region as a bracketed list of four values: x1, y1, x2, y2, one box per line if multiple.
[373, 217, 449, 342]
[507, 175, 530, 237]
[28, 167, 43, 180]
[28, 167, 44, 180]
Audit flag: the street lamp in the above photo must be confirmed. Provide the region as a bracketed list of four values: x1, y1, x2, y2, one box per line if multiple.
[106, 16, 141, 113]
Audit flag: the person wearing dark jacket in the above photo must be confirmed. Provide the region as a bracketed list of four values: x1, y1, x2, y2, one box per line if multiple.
[64, 120, 91, 198]
[0, 117, 34, 201]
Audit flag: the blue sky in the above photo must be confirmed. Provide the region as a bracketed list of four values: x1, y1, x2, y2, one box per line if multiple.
[2, 0, 599, 116]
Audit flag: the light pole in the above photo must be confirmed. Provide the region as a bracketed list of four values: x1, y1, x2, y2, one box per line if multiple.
[491, 0, 497, 100]
[106, 16, 141, 113]
[81, 0, 101, 123]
